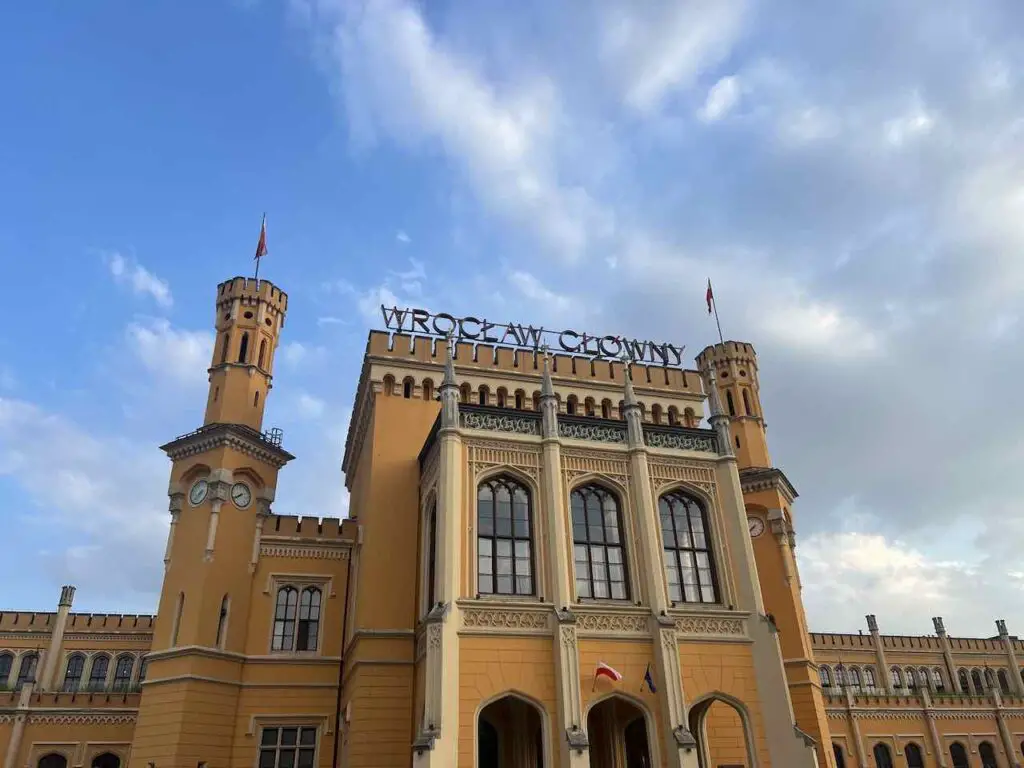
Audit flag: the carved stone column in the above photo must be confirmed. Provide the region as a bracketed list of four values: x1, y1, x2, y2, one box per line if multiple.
[2, 684, 33, 768]
[540, 355, 589, 767]
[933, 617, 961, 693]
[203, 468, 232, 562]
[414, 343, 462, 767]
[996, 620, 1024, 696]
[867, 615, 894, 694]
[846, 702, 868, 768]
[164, 485, 184, 571]
[921, 687, 948, 768]
[38, 586, 75, 691]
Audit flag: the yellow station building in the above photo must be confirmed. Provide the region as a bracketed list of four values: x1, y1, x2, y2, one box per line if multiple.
[1, 273, 1022, 768]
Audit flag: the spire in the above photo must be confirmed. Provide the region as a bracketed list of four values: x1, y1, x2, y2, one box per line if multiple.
[706, 367, 734, 457]
[621, 360, 643, 448]
[539, 347, 558, 439]
[439, 334, 460, 429]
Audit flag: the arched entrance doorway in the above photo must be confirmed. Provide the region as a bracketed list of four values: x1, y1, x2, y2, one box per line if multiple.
[91, 755, 121, 768]
[477, 694, 545, 768]
[587, 696, 652, 768]
[688, 693, 757, 768]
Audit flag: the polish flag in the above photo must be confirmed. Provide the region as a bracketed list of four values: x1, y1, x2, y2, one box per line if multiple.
[594, 662, 623, 683]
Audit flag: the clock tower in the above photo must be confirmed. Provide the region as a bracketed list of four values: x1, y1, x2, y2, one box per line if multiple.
[129, 276, 295, 768]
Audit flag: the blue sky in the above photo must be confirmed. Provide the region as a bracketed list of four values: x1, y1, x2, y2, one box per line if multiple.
[2, 0, 1023, 635]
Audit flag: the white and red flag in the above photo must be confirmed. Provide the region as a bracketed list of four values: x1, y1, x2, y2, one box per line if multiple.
[255, 213, 268, 261]
[592, 662, 623, 690]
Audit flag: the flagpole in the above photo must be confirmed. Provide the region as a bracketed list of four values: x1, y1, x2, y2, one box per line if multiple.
[254, 212, 266, 284]
[712, 296, 724, 344]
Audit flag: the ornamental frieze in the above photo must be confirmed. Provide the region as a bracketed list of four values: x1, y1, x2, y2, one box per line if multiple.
[575, 613, 647, 635]
[561, 449, 629, 487]
[675, 615, 746, 638]
[460, 607, 550, 633]
[826, 707, 1014, 721]
[644, 428, 717, 453]
[466, 440, 542, 483]
[460, 411, 540, 436]
[0, 713, 138, 726]
[558, 421, 627, 444]
[259, 545, 350, 560]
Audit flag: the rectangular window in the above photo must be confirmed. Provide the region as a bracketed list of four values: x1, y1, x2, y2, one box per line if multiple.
[259, 726, 317, 768]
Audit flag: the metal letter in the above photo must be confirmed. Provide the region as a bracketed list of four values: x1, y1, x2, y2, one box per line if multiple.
[622, 338, 648, 362]
[559, 330, 581, 352]
[458, 316, 482, 339]
[481, 321, 499, 343]
[410, 309, 431, 333]
[664, 343, 685, 366]
[380, 305, 409, 331]
[432, 313, 457, 336]
[598, 335, 623, 358]
[501, 324, 526, 345]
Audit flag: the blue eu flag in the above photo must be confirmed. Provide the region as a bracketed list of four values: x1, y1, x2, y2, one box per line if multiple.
[642, 663, 657, 694]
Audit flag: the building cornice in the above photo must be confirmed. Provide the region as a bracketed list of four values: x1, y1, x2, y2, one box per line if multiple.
[738, 466, 799, 502]
[160, 423, 294, 468]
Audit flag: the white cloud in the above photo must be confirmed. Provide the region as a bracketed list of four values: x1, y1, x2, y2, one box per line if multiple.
[698, 75, 741, 122]
[104, 251, 174, 308]
[883, 95, 936, 147]
[125, 318, 213, 388]
[279, 341, 328, 369]
[507, 270, 573, 314]
[294, 392, 326, 419]
[396, 229, 411, 244]
[0, 397, 168, 609]
[301, 0, 605, 261]
[600, 0, 748, 114]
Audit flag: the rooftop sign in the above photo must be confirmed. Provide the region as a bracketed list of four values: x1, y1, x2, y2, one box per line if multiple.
[381, 306, 686, 366]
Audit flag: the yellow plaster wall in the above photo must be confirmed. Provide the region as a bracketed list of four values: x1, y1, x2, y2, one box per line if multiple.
[343, 663, 415, 768]
[703, 698, 747, 766]
[459, 636, 558, 768]
[12, 720, 135, 768]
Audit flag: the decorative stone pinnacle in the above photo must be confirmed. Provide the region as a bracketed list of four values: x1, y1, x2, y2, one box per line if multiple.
[441, 332, 457, 389]
[541, 350, 555, 398]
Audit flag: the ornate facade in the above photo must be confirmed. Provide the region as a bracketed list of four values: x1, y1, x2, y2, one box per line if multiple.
[0, 272, 1021, 768]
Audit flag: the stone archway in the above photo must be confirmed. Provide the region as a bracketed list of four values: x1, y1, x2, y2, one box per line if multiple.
[587, 695, 652, 768]
[688, 693, 758, 768]
[91, 754, 121, 768]
[478, 694, 545, 768]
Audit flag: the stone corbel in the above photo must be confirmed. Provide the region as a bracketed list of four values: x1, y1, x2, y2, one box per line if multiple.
[566, 725, 589, 753]
[412, 727, 439, 755]
[672, 725, 697, 750]
[204, 469, 233, 561]
[255, 486, 276, 517]
[794, 724, 816, 748]
[761, 613, 779, 634]
[555, 607, 577, 624]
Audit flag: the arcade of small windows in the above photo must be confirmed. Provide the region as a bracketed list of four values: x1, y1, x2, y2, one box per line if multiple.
[378, 374, 700, 426]
[271, 585, 323, 653]
[37, 754, 123, 768]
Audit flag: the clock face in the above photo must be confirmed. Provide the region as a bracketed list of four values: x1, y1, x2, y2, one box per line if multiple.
[189, 479, 209, 506]
[747, 516, 765, 538]
[230, 482, 252, 509]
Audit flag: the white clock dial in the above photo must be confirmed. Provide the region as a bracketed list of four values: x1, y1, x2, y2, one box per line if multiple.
[230, 482, 252, 509]
[747, 516, 765, 538]
[189, 479, 209, 506]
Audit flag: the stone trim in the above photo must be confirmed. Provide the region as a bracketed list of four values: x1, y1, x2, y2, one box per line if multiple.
[457, 601, 551, 635]
[738, 466, 799, 502]
[674, 612, 749, 640]
[574, 608, 648, 637]
[160, 422, 294, 468]
[0, 712, 137, 725]
[0, 632, 153, 642]
[259, 544, 351, 560]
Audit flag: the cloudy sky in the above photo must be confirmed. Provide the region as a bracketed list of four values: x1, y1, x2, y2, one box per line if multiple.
[2, 0, 1022, 637]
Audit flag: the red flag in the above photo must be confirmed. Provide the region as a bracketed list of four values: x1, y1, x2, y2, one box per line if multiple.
[254, 214, 268, 261]
[706, 279, 714, 314]
[594, 662, 623, 682]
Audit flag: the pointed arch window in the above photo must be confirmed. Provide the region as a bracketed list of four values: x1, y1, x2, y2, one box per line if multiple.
[0, 652, 12, 687]
[219, 333, 230, 364]
[905, 743, 924, 768]
[979, 742, 998, 768]
[849, 667, 862, 690]
[477, 477, 534, 596]
[62, 654, 85, 691]
[726, 390, 736, 416]
[872, 743, 894, 768]
[932, 667, 944, 691]
[819, 666, 832, 688]
[571, 485, 628, 600]
[601, 400, 611, 419]
[997, 668, 1010, 694]
[297, 587, 321, 651]
[832, 744, 846, 768]
[950, 742, 969, 768]
[272, 587, 298, 651]
[37, 755, 67, 768]
[426, 501, 437, 609]
[890, 666, 903, 688]
[258, 338, 268, 369]
[403, 377, 414, 399]
[15, 653, 37, 689]
[238, 332, 249, 363]
[958, 668, 970, 692]
[88, 654, 110, 690]
[905, 667, 918, 689]
[659, 491, 718, 604]
[742, 388, 751, 415]
[864, 666, 876, 689]
[216, 595, 230, 649]
[112, 655, 134, 691]
[972, 669, 984, 693]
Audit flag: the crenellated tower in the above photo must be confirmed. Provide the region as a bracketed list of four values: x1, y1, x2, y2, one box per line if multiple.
[204, 276, 288, 431]
[697, 340, 835, 767]
[129, 276, 294, 768]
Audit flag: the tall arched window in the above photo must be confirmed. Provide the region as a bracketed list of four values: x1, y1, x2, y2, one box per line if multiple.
[683, 407, 696, 427]
[835, 665, 846, 687]
[571, 485, 628, 600]
[62, 654, 85, 692]
[601, 399, 611, 419]
[258, 339, 267, 368]
[171, 592, 184, 646]
[850, 667, 862, 690]
[872, 743, 894, 768]
[515, 391, 525, 410]
[425, 501, 437, 610]
[958, 668, 970, 693]
[905, 743, 924, 768]
[659, 491, 718, 604]
[88, 654, 110, 690]
[998, 668, 1010, 694]
[905, 667, 918, 689]
[832, 744, 846, 768]
[272, 587, 298, 651]
[566, 395, 577, 415]
[890, 666, 903, 689]
[972, 669, 984, 693]
[297, 587, 322, 651]
[984, 668, 996, 690]
[460, 383, 471, 403]
[950, 742, 969, 768]
[584, 397, 595, 416]
[0, 652, 12, 687]
[219, 333, 229, 364]
[403, 378, 413, 399]
[978, 742, 997, 768]
[864, 666, 877, 690]
[422, 379, 434, 402]
[478, 385, 489, 406]
[819, 666, 832, 688]
[726, 390, 736, 416]
[216, 595, 230, 649]
[497, 388, 508, 408]
[238, 332, 249, 363]
[16, 653, 38, 688]
[742, 389, 751, 415]
[651, 404, 662, 424]
[477, 477, 534, 596]
[932, 667, 944, 691]
[667, 406, 678, 426]
[112, 655, 134, 691]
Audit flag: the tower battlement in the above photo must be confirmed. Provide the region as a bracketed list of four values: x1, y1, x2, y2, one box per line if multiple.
[696, 340, 759, 373]
[366, 330, 703, 394]
[216, 276, 288, 313]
